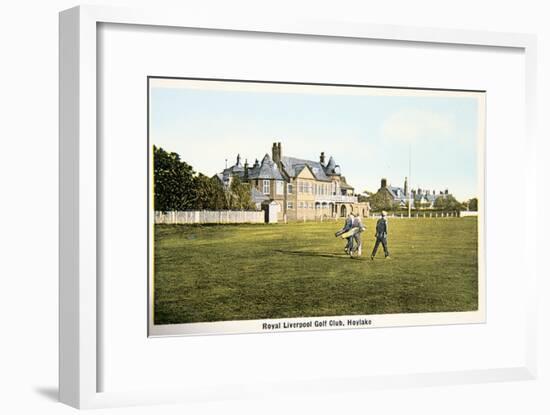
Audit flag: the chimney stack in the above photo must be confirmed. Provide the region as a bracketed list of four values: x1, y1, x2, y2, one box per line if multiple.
[381, 178, 387, 188]
[272, 142, 281, 164]
[320, 152, 326, 165]
[244, 159, 249, 179]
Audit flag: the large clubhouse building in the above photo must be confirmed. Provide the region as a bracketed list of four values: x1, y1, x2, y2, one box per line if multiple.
[216, 142, 370, 221]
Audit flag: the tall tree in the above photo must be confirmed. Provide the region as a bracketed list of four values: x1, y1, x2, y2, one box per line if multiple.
[153, 146, 257, 211]
[228, 176, 255, 210]
[194, 174, 228, 210]
[433, 194, 464, 211]
[466, 197, 478, 211]
[368, 190, 398, 211]
[153, 146, 196, 211]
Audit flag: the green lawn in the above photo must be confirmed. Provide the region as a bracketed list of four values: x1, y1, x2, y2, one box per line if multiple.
[153, 217, 478, 324]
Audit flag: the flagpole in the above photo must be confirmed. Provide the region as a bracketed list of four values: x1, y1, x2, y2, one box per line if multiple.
[408, 144, 412, 218]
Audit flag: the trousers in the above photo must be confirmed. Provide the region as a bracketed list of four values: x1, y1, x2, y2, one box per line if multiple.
[371, 237, 389, 257]
[345, 236, 354, 252]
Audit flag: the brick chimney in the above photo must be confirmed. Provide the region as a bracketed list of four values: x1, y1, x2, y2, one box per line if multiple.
[272, 142, 281, 164]
[320, 151, 326, 165]
[271, 142, 278, 162]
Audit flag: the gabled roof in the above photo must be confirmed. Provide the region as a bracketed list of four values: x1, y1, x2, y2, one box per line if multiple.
[293, 163, 318, 178]
[281, 156, 330, 181]
[387, 186, 405, 200]
[247, 153, 284, 180]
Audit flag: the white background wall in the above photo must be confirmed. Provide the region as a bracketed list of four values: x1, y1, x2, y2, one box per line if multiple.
[0, 0, 548, 414]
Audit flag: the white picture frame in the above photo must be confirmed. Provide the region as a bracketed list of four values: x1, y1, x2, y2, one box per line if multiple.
[59, 4, 538, 409]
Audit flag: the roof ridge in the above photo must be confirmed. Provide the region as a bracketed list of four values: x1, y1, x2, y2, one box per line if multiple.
[282, 155, 320, 164]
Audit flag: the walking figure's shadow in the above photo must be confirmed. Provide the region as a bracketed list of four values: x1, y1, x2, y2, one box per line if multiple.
[274, 249, 354, 259]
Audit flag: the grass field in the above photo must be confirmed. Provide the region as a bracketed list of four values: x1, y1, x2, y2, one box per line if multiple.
[153, 217, 478, 324]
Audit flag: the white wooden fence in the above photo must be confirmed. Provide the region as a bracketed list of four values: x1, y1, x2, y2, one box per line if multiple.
[370, 211, 466, 219]
[155, 210, 264, 224]
[459, 211, 479, 217]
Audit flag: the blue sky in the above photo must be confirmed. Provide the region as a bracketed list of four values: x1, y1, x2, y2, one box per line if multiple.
[150, 81, 482, 201]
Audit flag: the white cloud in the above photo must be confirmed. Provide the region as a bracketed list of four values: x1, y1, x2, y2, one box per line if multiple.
[380, 109, 456, 143]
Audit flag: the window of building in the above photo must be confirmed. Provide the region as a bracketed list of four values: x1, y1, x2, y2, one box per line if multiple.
[287, 183, 293, 194]
[287, 201, 293, 209]
[263, 180, 270, 195]
[276, 180, 284, 195]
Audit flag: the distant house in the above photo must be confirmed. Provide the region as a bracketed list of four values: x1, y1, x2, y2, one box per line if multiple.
[216, 142, 369, 221]
[374, 177, 452, 209]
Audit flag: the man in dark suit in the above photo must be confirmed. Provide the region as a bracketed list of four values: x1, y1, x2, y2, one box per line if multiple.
[371, 211, 390, 260]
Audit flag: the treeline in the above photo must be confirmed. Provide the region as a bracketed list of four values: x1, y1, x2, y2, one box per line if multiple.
[153, 146, 255, 212]
[367, 190, 477, 213]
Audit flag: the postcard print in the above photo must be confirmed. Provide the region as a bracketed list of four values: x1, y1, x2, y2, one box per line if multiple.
[148, 77, 485, 336]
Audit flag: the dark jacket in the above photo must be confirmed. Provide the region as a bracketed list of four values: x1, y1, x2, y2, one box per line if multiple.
[375, 218, 388, 239]
[343, 216, 353, 232]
